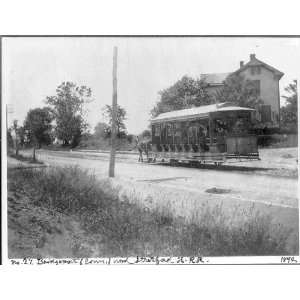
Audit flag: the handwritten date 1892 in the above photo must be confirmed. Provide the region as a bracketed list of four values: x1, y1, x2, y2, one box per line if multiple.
[281, 257, 298, 264]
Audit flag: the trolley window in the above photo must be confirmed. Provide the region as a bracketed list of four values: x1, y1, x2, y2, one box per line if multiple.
[166, 124, 173, 136]
[154, 124, 161, 136]
[174, 123, 181, 137]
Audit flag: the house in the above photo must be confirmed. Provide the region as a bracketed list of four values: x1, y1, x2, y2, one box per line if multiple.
[200, 54, 284, 129]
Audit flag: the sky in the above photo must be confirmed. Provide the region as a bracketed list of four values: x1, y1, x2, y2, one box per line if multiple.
[3, 37, 300, 134]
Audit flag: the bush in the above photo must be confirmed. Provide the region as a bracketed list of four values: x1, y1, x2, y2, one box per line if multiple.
[258, 134, 298, 148]
[141, 129, 151, 139]
[126, 134, 135, 143]
[8, 166, 298, 257]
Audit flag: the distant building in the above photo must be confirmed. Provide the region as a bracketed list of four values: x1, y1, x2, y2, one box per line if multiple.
[201, 54, 284, 128]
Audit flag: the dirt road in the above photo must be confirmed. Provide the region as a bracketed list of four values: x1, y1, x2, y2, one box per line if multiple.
[35, 149, 298, 210]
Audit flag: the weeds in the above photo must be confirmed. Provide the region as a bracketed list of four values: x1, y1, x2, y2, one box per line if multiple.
[8, 166, 298, 257]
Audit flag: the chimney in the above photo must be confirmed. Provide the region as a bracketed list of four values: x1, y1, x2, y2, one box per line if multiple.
[240, 61, 244, 68]
[250, 53, 256, 61]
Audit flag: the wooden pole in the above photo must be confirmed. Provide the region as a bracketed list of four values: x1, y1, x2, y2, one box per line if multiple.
[6, 105, 8, 133]
[109, 46, 118, 177]
[13, 120, 19, 156]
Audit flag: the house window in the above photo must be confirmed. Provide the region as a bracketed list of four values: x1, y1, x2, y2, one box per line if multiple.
[251, 80, 260, 96]
[250, 66, 261, 75]
[256, 66, 261, 74]
[260, 105, 271, 122]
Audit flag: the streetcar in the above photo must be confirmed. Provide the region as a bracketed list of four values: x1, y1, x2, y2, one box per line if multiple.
[146, 102, 259, 165]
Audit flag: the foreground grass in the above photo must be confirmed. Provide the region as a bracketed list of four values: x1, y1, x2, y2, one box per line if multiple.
[8, 166, 298, 257]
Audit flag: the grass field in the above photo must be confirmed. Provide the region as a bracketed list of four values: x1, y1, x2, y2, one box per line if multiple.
[7, 166, 298, 258]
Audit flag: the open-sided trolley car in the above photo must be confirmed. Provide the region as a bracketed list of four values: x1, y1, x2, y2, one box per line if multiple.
[147, 102, 259, 165]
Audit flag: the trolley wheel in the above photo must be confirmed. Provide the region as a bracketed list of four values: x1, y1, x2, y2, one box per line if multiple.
[188, 160, 197, 167]
[170, 159, 178, 166]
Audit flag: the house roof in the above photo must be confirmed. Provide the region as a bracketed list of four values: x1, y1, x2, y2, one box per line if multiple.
[234, 56, 284, 78]
[151, 102, 254, 123]
[200, 55, 284, 86]
[200, 73, 231, 85]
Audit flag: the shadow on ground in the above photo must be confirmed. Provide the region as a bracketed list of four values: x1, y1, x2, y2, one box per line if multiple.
[153, 161, 273, 173]
[137, 176, 190, 183]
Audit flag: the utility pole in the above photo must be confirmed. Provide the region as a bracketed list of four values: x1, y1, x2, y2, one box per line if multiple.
[109, 46, 118, 177]
[13, 119, 19, 156]
[6, 104, 14, 130]
[6, 105, 8, 136]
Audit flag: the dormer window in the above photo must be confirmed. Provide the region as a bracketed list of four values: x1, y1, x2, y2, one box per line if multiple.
[250, 66, 261, 75]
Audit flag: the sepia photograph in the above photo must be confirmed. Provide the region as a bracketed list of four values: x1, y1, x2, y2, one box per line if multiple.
[2, 36, 299, 263]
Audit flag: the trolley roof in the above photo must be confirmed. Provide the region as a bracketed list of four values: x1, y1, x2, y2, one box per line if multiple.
[150, 102, 254, 123]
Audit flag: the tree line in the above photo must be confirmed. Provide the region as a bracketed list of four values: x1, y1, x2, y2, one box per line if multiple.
[280, 80, 298, 133]
[7, 81, 129, 157]
[8, 76, 297, 157]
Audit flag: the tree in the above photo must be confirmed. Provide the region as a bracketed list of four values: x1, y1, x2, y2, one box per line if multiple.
[46, 81, 92, 146]
[102, 104, 127, 137]
[94, 122, 110, 139]
[280, 80, 298, 132]
[7, 128, 14, 149]
[17, 126, 26, 148]
[126, 134, 135, 143]
[151, 75, 214, 117]
[215, 74, 263, 109]
[7, 122, 24, 154]
[141, 129, 151, 139]
[24, 107, 53, 160]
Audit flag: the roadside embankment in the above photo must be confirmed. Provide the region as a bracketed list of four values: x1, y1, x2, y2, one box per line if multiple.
[7, 166, 299, 258]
